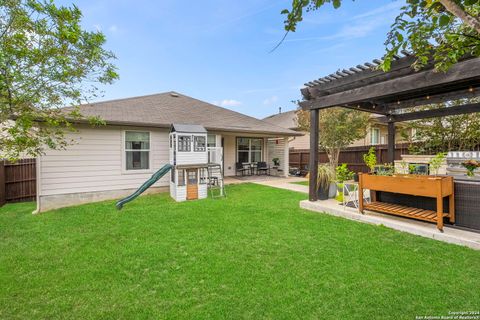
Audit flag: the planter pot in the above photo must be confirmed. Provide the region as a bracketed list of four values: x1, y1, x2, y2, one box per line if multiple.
[317, 186, 329, 200]
[353, 173, 359, 182]
[329, 182, 337, 198]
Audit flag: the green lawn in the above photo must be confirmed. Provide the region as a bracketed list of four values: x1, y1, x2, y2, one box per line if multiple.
[1, 184, 479, 319]
[291, 180, 308, 186]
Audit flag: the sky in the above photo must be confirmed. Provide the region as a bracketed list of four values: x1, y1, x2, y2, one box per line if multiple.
[58, 0, 404, 119]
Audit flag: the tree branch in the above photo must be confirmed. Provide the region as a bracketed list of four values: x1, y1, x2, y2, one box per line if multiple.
[438, 0, 480, 34]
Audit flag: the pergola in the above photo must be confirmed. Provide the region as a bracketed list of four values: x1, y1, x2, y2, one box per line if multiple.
[300, 53, 480, 201]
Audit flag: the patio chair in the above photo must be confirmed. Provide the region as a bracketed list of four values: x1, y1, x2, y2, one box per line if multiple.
[235, 162, 249, 176]
[256, 162, 270, 175]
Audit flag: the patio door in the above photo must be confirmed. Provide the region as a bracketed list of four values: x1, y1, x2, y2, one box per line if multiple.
[186, 169, 198, 200]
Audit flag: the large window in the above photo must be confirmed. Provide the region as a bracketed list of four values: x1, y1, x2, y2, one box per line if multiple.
[207, 134, 216, 147]
[178, 135, 191, 152]
[125, 131, 150, 170]
[370, 128, 380, 145]
[237, 137, 263, 163]
[194, 136, 206, 152]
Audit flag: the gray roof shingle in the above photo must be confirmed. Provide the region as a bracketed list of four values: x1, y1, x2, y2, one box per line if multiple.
[65, 92, 300, 136]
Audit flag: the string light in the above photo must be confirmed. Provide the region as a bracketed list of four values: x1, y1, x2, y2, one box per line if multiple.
[426, 95, 430, 100]
[469, 87, 474, 92]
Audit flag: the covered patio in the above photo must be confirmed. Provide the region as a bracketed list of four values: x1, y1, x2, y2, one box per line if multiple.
[299, 52, 480, 238]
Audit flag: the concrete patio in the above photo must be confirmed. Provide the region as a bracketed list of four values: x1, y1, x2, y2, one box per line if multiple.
[300, 199, 480, 250]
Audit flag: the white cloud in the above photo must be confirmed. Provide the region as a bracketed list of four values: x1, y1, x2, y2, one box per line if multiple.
[263, 96, 278, 105]
[213, 99, 242, 107]
[108, 25, 118, 33]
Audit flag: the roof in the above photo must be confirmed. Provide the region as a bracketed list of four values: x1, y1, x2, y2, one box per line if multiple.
[64, 92, 300, 136]
[263, 109, 389, 130]
[171, 123, 207, 133]
[263, 110, 298, 130]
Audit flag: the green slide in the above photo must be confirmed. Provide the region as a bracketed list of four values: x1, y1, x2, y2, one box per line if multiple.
[116, 164, 173, 210]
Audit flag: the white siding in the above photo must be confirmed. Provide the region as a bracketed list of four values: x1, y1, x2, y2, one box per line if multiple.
[267, 138, 286, 168]
[198, 184, 208, 199]
[39, 125, 170, 196]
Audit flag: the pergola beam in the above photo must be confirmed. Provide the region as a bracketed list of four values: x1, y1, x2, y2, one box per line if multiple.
[379, 102, 480, 123]
[302, 58, 480, 111]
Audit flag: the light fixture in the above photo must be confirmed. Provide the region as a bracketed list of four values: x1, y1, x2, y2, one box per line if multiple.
[469, 87, 474, 92]
[426, 95, 430, 100]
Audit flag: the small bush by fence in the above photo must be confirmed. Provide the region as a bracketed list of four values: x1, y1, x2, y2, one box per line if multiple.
[0, 159, 36, 207]
[289, 144, 410, 174]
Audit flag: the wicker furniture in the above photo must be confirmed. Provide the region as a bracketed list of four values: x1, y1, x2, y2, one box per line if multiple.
[358, 173, 455, 231]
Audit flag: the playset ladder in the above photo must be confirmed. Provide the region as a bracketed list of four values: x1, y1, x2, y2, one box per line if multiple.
[207, 164, 226, 198]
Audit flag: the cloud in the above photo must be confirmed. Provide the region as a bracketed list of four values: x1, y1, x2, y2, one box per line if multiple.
[108, 25, 119, 33]
[263, 96, 278, 105]
[213, 99, 242, 107]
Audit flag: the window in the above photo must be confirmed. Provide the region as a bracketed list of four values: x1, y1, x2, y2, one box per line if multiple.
[207, 134, 216, 147]
[125, 131, 150, 170]
[370, 128, 380, 145]
[199, 168, 207, 184]
[178, 135, 191, 152]
[194, 136, 206, 152]
[178, 170, 185, 186]
[237, 137, 263, 163]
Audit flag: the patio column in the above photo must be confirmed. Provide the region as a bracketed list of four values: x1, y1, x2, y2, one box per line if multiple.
[309, 109, 319, 201]
[283, 137, 289, 177]
[387, 121, 395, 164]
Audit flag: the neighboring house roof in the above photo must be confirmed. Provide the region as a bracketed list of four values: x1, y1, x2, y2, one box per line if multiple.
[64, 92, 301, 136]
[171, 123, 207, 133]
[263, 110, 298, 130]
[263, 110, 398, 130]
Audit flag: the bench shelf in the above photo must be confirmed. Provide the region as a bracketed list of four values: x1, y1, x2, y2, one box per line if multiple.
[359, 173, 455, 231]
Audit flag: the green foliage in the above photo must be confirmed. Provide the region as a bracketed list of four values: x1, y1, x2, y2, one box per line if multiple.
[0, 0, 118, 161]
[363, 147, 377, 173]
[335, 163, 354, 182]
[374, 164, 395, 176]
[281, 0, 480, 71]
[296, 107, 369, 171]
[272, 157, 280, 166]
[1, 184, 480, 319]
[429, 152, 448, 175]
[317, 164, 334, 191]
[405, 99, 480, 154]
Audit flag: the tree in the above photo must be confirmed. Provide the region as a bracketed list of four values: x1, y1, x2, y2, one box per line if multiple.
[296, 108, 369, 170]
[1, 0, 118, 161]
[403, 98, 480, 154]
[281, 0, 480, 71]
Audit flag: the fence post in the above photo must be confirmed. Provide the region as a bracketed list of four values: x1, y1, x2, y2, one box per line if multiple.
[0, 160, 5, 207]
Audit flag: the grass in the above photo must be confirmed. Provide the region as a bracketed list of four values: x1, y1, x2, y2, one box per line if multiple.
[291, 180, 308, 186]
[1, 183, 479, 319]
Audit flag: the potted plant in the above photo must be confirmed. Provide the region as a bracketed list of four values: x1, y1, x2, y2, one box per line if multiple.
[335, 163, 354, 193]
[429, 152, 447, 176]
[317, 164, 334, 200]
[272, 157, 280, 167]
[462, 159, 480, 177]
[363, 147, 377, 173]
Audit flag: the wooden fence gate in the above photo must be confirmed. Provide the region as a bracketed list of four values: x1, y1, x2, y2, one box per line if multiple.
[289, 144, 410, 174]
[0, 159, 36, 207]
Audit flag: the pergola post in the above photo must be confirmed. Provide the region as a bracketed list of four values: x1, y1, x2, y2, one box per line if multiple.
[387, 121, 395, 164]
[309, 109, 319, 201]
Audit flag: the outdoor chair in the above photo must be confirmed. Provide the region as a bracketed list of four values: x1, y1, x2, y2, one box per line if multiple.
[256, 162, 270, 175]
[235, 162, 250, 176]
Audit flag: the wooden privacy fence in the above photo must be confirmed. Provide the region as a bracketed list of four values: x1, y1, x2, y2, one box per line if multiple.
[0, 159, 36, 207]
[290, 144, 410, 174]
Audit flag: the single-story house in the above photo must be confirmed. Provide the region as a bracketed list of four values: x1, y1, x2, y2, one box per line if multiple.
[263, 109, 414, 150]
[35, 92, 301, 212]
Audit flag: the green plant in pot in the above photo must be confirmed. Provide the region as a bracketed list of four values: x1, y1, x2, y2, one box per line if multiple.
[363, 147, 377, 173]
[317, 164, 334, 200]
[429, 152, 447, 176]
[272, 157, 280, 167]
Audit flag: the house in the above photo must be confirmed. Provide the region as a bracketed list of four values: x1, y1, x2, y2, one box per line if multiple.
[263, 109, 414, 150]
[34, 92, 301, 212]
